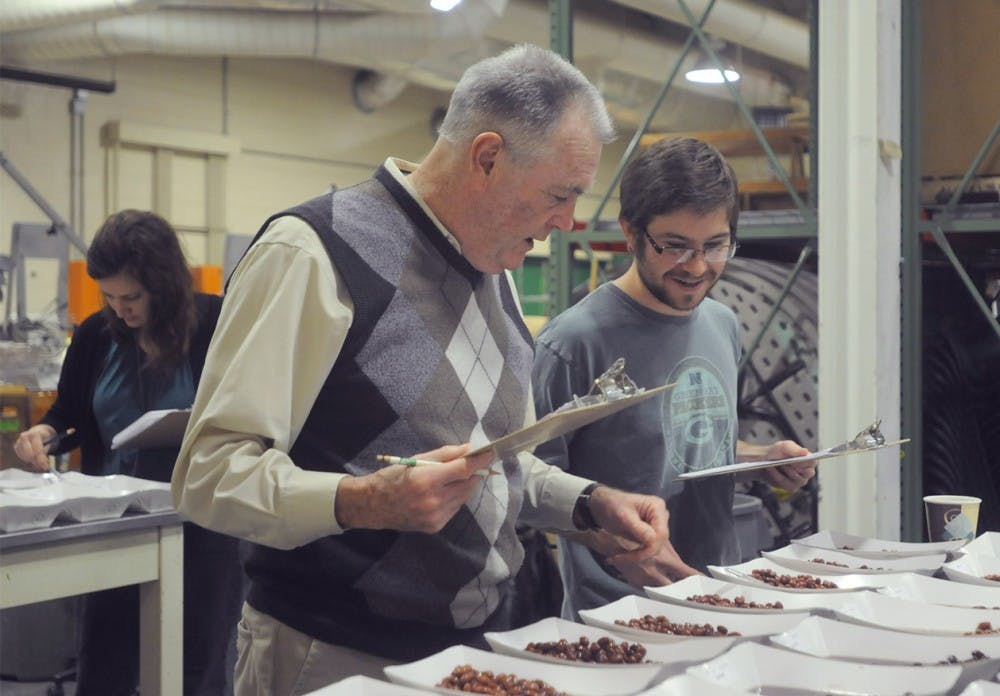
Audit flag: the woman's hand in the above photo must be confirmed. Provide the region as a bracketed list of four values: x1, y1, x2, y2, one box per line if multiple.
[12, 424, 58, 472]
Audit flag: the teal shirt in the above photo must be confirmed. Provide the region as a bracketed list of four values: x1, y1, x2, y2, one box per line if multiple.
[93, 339, 193, 481]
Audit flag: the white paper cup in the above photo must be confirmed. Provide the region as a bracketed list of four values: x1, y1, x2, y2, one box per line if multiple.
[924, 495, 981, 542]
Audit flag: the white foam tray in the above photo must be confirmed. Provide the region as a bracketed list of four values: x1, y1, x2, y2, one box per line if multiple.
[771, 614, 1000, 690]
[944, 554, 1000, 587]
[578, 594, 807, 644]
[763, 542, 945, 575]
[794, 529, 966, 558]
[878, 572, 1000, 610]
[708, 556, 909, 593]
[644, 574, 851, 614]
[834, 590, 1000, 636]
[687, 641, 960, 695]
[484, 616, 730, 668]
[384, 644, 664, 696]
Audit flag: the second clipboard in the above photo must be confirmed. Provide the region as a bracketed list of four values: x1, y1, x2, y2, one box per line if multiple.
[676, 438, 910, 480]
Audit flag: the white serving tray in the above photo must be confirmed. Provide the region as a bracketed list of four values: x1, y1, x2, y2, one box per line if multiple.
[834, 590, 1000, 636]
[1, 480, 133, 524]
[644, 574, 851, 615]
[708, 556, 909, 593]
[634, 673, 748, 695]
[578, 594, 807, 644]
[60, 471, 173, 513]
[0, 469, 58, 490]
[383, 644, 664, 696]
[877, 572, 1000, 610]
[0, 490, 63, 533]
[961, 681, 1000, 696]
[762, 542, 945, 575]
[771, 614, 1000, 690]
[794, 529, 966, 558]
[944, 554, 1000, 587]
[962, 533, 1000, 558]
[484, 616, 730, 669]
[303, 675, 431, 695]
[687, 641, 961, 695]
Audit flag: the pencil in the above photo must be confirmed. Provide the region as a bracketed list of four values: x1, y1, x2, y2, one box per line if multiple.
[43, 428, 76, 448]
[376, 454, 501, 477]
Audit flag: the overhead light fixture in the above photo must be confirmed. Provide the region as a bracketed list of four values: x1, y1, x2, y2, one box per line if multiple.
[430, 0, 464, 11]
[685, 39, 741, 85]
[685, 63, 740, 84]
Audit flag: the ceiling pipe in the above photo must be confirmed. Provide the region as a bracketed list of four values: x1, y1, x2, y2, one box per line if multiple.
[352, 70, 409, 112]
[0, 4, 505, 66]
[0, 0, 161, 33]
[608, 0, 809, 68]
[488, 0, 791, 106]
[0, 0, 493, 33]
[0, 0, 793, 127]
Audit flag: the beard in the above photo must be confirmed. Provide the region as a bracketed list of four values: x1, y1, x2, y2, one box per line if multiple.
[634, 244, 720, 314]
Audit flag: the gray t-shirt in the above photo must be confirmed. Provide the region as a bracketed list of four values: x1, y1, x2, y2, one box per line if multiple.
[532, 282, 741, 619]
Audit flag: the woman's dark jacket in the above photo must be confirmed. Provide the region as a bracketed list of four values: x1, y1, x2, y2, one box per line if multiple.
[40, 292, 222, 475]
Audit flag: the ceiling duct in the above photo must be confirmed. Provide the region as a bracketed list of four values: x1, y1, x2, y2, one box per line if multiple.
[0, 0, 800, 130]
[608, 0, 809, 68]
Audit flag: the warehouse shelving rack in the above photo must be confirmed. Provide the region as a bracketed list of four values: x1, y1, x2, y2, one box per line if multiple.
[540, 0, 999, 542]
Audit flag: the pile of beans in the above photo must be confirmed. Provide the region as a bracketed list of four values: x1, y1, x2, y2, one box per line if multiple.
[969, 622, 1000, 635]
[983, 574, 1000, 582]
[751, 568, 839, 589]
[614, 614, 739, 636]
[686, 593, 784, 610]
[437, 665, 567, 695]
[810, 557, 849, 568]
[936, 650, 987, 664]
[810, 557, 885, 571]
[525, 636, 648, 664]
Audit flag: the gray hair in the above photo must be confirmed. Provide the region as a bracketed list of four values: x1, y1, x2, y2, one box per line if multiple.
[438, 43, 616, 162]
[620, 137, 740, 240]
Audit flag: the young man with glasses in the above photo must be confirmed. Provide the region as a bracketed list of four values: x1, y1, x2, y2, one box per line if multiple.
[532, 137, 815, 620]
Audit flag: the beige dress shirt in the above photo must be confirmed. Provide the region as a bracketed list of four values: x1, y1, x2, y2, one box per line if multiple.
[172, 158, 589, 550]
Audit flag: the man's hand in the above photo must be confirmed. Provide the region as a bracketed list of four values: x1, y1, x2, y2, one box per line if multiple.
[334, 443, 495, 532]
[585, 486, 671, 564]
[610, 543, 701, 588]
[569, 527, 700, 589]
[12, 424, 58, 472]
[747, 440, 815, 492]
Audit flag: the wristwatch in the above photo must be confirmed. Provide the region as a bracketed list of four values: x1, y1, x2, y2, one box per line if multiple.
[572, 482, 602, 531]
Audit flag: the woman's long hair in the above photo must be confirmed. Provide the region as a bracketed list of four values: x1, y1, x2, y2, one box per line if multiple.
[86, 210, 196, 370]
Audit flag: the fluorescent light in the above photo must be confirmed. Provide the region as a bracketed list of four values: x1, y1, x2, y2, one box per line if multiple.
[430, 0, 463, 10]
[685, 66, 741, 84]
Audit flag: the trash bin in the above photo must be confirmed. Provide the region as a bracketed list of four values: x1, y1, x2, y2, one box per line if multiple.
[733, 492, 772, 561]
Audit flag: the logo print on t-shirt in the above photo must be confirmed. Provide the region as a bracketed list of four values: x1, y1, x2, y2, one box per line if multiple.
[664, 357, 734, 475]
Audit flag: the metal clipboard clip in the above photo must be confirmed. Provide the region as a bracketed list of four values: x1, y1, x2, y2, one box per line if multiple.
[555, 358, 642, 412]
[829, 419, 887, 453]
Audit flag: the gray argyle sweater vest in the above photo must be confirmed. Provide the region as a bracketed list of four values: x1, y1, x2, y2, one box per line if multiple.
[243, 166, 535, 660]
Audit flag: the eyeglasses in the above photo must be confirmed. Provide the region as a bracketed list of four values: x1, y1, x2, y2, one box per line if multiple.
[643, 230, 738, 265]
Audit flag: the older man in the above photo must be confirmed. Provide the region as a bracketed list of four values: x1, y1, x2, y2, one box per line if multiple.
[172, 44, 690, 696]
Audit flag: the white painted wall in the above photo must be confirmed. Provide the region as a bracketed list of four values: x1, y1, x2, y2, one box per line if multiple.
[1, 53, 636, 317]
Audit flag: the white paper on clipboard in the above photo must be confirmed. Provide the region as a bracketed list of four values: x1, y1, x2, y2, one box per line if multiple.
[676, 438, 910, 480]
[110, 408, 191, 450]
[469, 382, 676, 460]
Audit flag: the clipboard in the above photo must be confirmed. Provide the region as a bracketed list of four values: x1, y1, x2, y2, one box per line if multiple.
[677, 421, 909, 480]
[469, 359, 676, 459]
[110, 408, 191, 450]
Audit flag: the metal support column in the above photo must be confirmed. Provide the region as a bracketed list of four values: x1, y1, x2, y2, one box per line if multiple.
[900, 0, 924, 542]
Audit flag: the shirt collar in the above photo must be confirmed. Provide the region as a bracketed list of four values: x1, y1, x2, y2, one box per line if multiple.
[383, 157, 461, 253]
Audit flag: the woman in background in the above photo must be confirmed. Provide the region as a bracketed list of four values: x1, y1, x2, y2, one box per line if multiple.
[14, 209, 243, 696]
